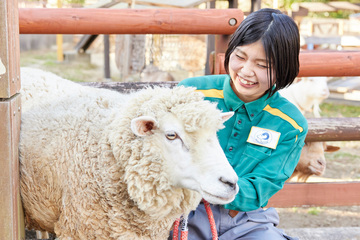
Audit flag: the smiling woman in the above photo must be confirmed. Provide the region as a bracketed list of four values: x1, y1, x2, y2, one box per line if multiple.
[228, 40, 274, 102]
[171, 8, 307, 240]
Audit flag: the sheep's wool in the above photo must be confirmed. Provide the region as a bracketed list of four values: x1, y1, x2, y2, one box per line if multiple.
[19, 68, 225, 239]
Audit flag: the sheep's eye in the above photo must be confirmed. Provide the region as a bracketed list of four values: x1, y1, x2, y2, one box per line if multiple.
[165, 131, 177, 140]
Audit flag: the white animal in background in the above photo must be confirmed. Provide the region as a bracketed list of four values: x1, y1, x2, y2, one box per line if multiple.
[19, 67, 238, 240]
[140, 63, 175, 82]
[290, 142, 340, 182]
[279, 77, 330, 118]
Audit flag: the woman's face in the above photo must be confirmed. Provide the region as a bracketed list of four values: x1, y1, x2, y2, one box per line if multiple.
[228, 40, 275, 102]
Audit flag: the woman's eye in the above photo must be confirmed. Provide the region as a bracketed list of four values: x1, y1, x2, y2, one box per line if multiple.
[236, 55, 245, 60]
[166, 132, 177, 140]
[258, 64, 268, 69]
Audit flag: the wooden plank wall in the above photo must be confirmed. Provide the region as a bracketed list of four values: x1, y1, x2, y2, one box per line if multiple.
[0, 0, 24, 239]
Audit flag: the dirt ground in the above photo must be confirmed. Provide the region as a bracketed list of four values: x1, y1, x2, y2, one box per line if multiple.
[276, 141, 360, 229]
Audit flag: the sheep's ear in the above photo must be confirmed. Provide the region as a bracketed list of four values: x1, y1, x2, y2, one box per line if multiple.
[220, 112, 234, 123]
[131, 116, 158, 137]
[324, 144, 340, 152]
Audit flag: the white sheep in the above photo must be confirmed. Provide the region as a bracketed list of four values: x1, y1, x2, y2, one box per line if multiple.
[19, 67, 239, 240]
[279, 77, 330, 118]
[140, 63, 175, 82]
[289, 142, 340, 182]
[279, 78, 337, 182]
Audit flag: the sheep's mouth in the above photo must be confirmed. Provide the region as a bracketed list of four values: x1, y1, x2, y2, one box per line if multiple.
[201, 190, 234, 204]
[309, 165, 325, 176]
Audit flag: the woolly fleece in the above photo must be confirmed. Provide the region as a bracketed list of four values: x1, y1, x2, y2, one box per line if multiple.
[19, 68, 226, 239]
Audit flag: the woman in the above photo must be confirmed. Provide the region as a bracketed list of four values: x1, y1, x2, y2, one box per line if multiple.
[170, 8, 307, 240]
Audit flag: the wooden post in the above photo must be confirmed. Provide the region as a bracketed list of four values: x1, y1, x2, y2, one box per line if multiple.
[104, 35, 111, 80]
[0, 0, 24, 239]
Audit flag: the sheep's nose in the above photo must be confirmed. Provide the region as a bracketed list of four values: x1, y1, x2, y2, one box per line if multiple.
[219, 177, 237, 190]
[317, 159, 326, 167]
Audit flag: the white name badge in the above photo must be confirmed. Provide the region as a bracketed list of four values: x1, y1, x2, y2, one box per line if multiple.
[247, 126, 281, 149]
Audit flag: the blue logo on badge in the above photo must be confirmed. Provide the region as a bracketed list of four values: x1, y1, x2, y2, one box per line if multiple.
[255, 130, 272, 144]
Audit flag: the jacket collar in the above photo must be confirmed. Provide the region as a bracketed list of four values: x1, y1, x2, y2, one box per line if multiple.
[223, 76, 275, 121]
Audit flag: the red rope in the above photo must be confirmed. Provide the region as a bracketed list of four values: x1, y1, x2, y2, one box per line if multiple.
[203, 199, 218, 240]
[173, 218, 180, 240]
[173, 199, 218, 240]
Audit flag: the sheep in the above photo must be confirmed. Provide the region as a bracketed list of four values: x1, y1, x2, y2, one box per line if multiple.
[140, 63, 175, 82]
[279, 77, 330, 118]
[279, 77, 336, 181]
[19, 67, 239, 240]
[289, 142, 340, 182]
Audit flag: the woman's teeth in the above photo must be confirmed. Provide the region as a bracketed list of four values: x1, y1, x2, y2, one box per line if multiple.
[240, 78, 255, 85]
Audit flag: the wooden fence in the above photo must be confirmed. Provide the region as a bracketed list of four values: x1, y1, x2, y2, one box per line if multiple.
[0, 4, 359, 239]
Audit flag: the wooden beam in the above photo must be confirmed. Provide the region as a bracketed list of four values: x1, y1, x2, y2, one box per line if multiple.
[0, 0, 21, 98]
[306, 118, 360, 142]
[299, 50, 360, 77]
[268, 182, 360, 207]
[0, 96, 23, 240]
[212, 51, 360, 77]
[0, 0, 23, 239]
[19, 8, 243, 35]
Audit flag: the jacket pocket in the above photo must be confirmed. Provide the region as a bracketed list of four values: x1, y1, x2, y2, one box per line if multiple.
[243, 144, 271, 161]
[234, 144, 271, 174]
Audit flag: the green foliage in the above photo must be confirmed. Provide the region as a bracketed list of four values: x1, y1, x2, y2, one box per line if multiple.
[309, 10, 353, 19]
[64, 0, 86, 6]
[24, 0, 86, 7]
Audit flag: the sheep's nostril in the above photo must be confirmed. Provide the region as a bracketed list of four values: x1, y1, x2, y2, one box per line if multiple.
[220, 177, 236, 190]
[317, 159, 326, 167]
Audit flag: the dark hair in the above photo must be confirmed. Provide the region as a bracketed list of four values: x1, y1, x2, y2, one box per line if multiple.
[224, 8, 300, 98]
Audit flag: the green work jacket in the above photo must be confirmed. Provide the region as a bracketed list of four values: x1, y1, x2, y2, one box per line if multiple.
[178, 74, 308, 212]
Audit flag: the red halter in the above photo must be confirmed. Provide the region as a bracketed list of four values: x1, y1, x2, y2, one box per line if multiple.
[172, 199, 218, 240]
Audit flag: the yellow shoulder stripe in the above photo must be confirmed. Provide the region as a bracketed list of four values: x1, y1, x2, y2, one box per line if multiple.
[263, 105, 304, 132]
[196, 89, 224, 99]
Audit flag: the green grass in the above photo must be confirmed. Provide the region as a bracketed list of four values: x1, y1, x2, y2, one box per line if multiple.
[320, 102, 360, 118]
[20, 50, 102, 82]
[307, 207, 322, 216]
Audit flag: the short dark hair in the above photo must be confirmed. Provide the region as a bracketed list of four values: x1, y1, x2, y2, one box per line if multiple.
[224, 8, 300, 98]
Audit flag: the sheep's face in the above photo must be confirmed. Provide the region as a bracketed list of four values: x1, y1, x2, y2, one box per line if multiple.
[295, 142, 340, 181]
[131, 112, 239, 205]
[302, 77, 330, 100]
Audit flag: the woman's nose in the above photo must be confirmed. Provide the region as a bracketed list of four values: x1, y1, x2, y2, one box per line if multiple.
[241, 62, 254, 77]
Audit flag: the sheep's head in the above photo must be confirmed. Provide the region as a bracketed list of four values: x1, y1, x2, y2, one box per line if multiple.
[300, 77, 330, 100]
[120, 86, 239, 217]
[292, 142, 340, 182]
